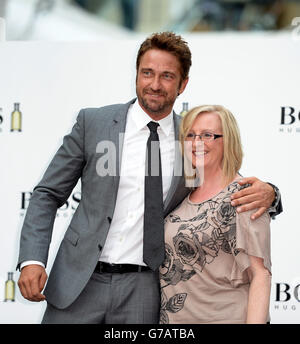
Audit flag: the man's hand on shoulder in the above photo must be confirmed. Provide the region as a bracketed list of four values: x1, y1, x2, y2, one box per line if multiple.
[231, 177, 275, 220]
[18, 264, 47, 302]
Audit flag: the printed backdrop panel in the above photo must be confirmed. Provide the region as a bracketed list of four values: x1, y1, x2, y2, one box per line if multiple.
[0, 33, 299, 323]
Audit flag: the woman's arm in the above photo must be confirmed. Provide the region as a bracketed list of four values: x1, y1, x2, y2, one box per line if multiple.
[246, 255, 272, 324]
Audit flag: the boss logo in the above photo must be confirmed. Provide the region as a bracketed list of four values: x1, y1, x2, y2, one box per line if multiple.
[20, 191, 81, 218]
[274, 283, 300, 312]
[275, 283, 300, 302]
[279, 107, 300, 133]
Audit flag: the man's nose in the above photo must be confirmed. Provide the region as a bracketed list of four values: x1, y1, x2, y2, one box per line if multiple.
[150, 75, 161, 90]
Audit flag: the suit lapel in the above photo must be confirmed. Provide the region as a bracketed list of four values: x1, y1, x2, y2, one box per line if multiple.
[163, 112, 184, 212]
[108, 99, 136, 203]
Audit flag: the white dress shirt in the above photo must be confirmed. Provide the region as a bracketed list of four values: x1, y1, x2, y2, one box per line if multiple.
[21, 100, 175, 269]
[99, 100, 175, 265]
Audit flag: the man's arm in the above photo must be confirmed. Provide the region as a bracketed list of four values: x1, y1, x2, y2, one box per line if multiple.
[231, 177, 282, 220]
[17, 110, 86, 301]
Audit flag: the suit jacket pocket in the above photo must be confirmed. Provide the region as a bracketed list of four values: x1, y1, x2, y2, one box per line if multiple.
[64, 227, 79, 246]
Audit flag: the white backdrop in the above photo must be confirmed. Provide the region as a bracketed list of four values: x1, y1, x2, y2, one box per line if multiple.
[0, 33, 299, 323]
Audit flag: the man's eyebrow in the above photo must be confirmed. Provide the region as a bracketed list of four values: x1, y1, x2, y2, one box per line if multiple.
[162, 71, 176, 77]
[140, 68, 176, 75]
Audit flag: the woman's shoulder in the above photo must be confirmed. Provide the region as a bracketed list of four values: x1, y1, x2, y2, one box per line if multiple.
[213, 178, 247, 203]
[224, 178, 250, 194]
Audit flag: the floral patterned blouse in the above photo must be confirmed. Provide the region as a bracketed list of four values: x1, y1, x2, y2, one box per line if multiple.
[159, 181, 271, 324]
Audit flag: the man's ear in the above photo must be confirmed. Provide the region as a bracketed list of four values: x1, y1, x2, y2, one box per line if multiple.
[178, 77, 189, 96]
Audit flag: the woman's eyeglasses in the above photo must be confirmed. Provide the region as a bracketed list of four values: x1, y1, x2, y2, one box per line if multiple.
[185, 132, 223, 142]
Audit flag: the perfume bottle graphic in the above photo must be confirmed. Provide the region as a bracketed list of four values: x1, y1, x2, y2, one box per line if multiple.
[180, 102, 188, 117]
[11, 103, 22, 132]
[4, 272, 15, 302]
[0, 107, 3, 132]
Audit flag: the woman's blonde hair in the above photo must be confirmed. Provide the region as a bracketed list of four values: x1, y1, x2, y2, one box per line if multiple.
[179, 105, 243, 186]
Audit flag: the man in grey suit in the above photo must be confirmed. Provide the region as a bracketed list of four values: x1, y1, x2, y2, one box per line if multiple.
[17, 32, 281, 324]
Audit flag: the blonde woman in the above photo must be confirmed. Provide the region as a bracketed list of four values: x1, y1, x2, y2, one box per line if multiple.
[159, 105, 271, 324]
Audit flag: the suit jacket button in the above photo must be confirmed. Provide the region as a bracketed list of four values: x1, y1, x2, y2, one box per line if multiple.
[98, 244, 102, 251]
[107, 216, 112, 224]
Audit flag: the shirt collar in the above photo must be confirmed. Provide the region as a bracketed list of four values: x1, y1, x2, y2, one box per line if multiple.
[129, 99, 173, 136]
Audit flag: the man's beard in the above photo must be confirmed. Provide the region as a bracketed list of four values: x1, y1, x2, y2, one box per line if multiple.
[137, 87, 177, 116]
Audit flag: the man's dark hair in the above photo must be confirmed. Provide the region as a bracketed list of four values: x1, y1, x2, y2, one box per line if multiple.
[136, 32, 192, 82]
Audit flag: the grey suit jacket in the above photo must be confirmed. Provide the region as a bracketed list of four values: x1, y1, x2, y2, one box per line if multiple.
[17, 99, 190, 309]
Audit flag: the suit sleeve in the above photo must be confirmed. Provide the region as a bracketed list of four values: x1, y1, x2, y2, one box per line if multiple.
[267, 182, 283, 219]
[17, 109, 86, 268]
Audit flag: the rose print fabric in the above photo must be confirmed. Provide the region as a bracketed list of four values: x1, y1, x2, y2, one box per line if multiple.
[159, 181, 271, 324]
